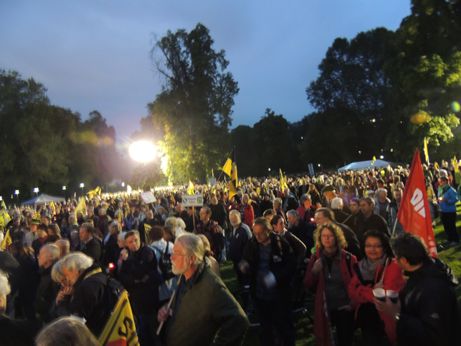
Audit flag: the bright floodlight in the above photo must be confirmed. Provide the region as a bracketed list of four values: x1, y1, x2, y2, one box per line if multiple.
[129, 140, 157, 163]
[33, 187, 39, 193]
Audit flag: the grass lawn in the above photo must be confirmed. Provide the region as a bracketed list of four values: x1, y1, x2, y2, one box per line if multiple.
[221, 204, 461, 345]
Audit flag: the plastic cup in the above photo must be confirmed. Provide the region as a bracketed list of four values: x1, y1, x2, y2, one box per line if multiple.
[373, 288, 386, 302]
[386, 290, 399, 303]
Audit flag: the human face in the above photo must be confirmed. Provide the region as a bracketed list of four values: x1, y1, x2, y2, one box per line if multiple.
[349, 201, 359, 215]
[229, 214, 239, 227]
[252, 224, 271, 245]
[320, 228, 337, 251]
[287, 213, 297, 227]
[359, 201, 373, 216]
[125, 234, 141, 252]
[79, 228, 90, 242]
[364, 236, 384, 262]
[199, 208, 209, 222]
[61, 267, 80, 287]
[273, 218, 285, 234]
[171, 242, 192, 275]
[314, 212, 329, 226]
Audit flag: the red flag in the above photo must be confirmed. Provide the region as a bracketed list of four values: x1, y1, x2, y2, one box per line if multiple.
[397, 150, 437, 257]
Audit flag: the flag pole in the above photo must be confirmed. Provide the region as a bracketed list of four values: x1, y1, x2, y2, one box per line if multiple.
[391, 218, 398, 237]
[156, 275, 183, 335]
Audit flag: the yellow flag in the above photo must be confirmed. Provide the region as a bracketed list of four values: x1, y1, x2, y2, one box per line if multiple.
[87, 186, 102, 198]
[423, 137, 430, 164]
[187, 181, 195, 195]
[0, 229, 12, 251]
[222, 150, 235, 177]
[434, 161, 440, 170]
[371, 156, 377, 165]
[279, 169, 288, 191]
[98, 290, 140, 346]
[0, 209, 11, 231]
[75, 197, 87, 218]
[49, 201, 56, 216]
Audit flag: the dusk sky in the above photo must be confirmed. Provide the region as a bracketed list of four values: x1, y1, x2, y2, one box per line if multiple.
[0, 0, 411, 143]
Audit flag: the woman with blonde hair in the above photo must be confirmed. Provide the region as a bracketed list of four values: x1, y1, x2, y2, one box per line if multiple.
[305, 223, 357, 346]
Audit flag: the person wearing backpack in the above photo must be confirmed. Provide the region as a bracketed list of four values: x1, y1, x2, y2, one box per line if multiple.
[149, 226, 177, 304]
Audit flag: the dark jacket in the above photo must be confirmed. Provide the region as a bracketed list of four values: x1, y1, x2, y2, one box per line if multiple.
[228, 223, 252, 264]
[282, 230, 307, 266]
[0, 314, 40, 346]
[355, 213, 390, 243]
[196, 220, 225, 261]
[242, 233, 297, 299]
[69, 265, 112, 336]
[396, 259, 460, 346]
[80, 237, 102, 263]
[289, 219, 315, 252]
[35, 265, 60, 324]
[210, 203, 228, 228]
[335, 222, 362, 259]
[165, 264, 249, 346]
[118, 245, 162, 314]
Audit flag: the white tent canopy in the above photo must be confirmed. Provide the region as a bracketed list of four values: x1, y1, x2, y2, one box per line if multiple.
[337, 159, 393, 172]
[21, 193, 65, 205]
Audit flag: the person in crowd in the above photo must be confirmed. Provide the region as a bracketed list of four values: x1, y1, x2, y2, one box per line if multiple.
[0, 271, 40, 346]
[262, 208, 275, 222]
[197, 233, 220, 276]
[32, 224, 49, 258]
[51, 252, 115, 336]
[209, 194, 228, 229]
[356, 197, 390, 243]
[348, 230, 405, 346]
[102, 220, 122, 270]
[375, 233, 459, 346]
[259, 193, 273, 216]
[46, 223, 61, 242]
[78, 223, 102, 264]
[374, 188, 395, 230]
[35, 316, 99, 346]
[437, 176, 459, 246]
[271, 214, 306, 265]
[343, 197, 361, 232]
[305, 223, 357, 346]
[35, 243, 61, 324]
[287, 209, 315, 253]
[139, 209, 163, 244]
[282, 188, 299, 213]
[196, 206, 225, 262]
[55, 238, 70, 258]
[331, 197, 351, 224]
[242, 194, 255, 228]
[158, 233, 249, 345]
[118, 230, 161, 346]
[149, 225, 176, 304]
[296, 193, 316, 224]
[241, 217, 297, 346]
[273, 197, 286, 222]
[314, 207, 361, 259]
[10, 233, 40, 320]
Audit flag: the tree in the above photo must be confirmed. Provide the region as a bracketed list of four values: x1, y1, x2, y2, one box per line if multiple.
[148, 23, 238, 184]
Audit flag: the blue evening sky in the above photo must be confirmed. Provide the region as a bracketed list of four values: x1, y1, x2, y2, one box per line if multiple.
[0, 0, 411, 142]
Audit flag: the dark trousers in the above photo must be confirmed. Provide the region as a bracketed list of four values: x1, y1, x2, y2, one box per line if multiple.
[255, 297, 295, 346]
[329, 309, 355, 346]
[135, 311, 159, 346]
[441, 212, 459, 243]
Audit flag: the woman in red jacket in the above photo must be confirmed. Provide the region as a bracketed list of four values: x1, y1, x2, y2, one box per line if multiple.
[305, 223, 357, 346]
[348, 230, 405, 346]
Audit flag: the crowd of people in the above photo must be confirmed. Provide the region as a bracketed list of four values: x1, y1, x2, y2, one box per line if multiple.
[0, 160, 460, 346]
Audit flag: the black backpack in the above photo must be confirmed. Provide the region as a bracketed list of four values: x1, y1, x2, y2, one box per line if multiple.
[152, 242, 175, 280]
[104, 276, 124, 315]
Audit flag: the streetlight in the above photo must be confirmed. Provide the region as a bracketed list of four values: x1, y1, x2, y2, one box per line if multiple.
[33, 187, 39, 195]
[267, 168, 271, 172]
[121, 182, 125, 188]
[79, 183, 85, 195]
[14, 189, 19, 200]
[62, 185, 67, 191]
[380, 155, 384, 159]
[318, 163, 321, 168]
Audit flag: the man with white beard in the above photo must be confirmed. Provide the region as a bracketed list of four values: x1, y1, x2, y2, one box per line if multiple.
[157, 233, 249, 346]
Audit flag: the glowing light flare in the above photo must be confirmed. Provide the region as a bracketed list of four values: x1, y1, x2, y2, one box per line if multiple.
[451, 101, 460, 113]
[129, 140, 157, 163]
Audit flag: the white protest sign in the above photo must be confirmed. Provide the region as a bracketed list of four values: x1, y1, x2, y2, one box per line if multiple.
[182, 194, 204, 207]
[141, 191, 157, 204]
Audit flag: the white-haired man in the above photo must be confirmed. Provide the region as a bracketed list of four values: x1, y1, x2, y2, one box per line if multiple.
[158, 233, 249, 346]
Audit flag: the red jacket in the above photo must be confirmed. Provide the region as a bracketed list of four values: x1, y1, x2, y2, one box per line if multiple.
[305, 249, 357, 346]
[348, 258, 405, 345]
[243, 204, 254, 228]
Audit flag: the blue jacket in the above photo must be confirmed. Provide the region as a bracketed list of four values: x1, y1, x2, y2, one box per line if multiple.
[438, 185, 458, 213]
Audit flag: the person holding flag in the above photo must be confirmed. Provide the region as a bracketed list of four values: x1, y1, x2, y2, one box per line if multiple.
[396, 150, 438, 256]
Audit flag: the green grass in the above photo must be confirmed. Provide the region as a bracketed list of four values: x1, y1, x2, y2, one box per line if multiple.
[221, 203, 461, 345]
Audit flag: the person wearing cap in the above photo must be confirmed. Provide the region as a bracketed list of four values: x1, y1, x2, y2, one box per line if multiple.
[24, 217, 41, 247]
